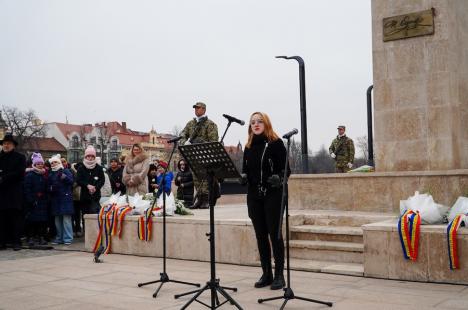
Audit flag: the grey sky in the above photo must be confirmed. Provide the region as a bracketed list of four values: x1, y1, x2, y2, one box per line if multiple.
[0, 0, 372, 154]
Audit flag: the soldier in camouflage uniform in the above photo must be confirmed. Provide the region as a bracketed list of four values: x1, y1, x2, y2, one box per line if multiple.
[180, 102, 219, 209]
[329, 125, 355, 173]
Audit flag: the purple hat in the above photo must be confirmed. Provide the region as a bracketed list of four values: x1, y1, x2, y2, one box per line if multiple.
[31, 152, 44, 166]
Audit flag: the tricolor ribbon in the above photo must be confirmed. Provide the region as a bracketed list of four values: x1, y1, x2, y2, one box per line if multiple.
[447, 213, 467, 270]
[137, 207, 156, 241]
[398, 210, 421, 261]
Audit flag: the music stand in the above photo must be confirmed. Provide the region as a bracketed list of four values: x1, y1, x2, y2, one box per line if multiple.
[175, 142, 243, 310]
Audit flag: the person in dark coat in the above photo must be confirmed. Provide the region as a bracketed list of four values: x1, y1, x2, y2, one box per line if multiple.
[76, 146, 105, 216]
[48, 154, 74, 245]
[0, 134, 26, 250]
[24, 152, 49, 245]
[174, 159, 194, 207]
[108, 157, 125, 195]
[242, 112, 290, 290]
[148, 164, 158, 193]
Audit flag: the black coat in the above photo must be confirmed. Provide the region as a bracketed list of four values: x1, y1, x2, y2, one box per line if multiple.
[76, 163, 105, 202]
[24, 171, 48, 222]
[242, 135, 290, 193]
[108, 167, 126, 194]
[0, 150, 26, 211]
[175, 170, 194, 203]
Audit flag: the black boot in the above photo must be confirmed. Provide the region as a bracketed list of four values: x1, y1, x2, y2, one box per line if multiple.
[188, 194, 202, 209]
[270, 269, 285, 290]
[254, 265, 273, 288]
[198, 194, 209, 209]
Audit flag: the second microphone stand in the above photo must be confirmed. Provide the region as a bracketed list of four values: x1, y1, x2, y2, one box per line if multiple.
[137, 140, 201, 298]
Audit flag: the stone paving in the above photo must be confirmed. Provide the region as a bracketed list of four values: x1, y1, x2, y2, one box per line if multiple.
[1, 249, 468, 310]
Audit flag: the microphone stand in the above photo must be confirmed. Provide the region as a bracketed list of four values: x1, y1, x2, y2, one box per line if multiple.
[220, 120, 233, 144]
[137, 140, 201, 298]
[258, 135, 333, 309]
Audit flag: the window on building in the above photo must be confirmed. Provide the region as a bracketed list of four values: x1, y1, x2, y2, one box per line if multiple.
[90, 137, 96, 145]
[71, 136, 79, 148]
[111, 139, 118, 150]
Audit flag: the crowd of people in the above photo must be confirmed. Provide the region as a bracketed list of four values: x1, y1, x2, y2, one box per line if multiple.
[0, 135, 195, 251]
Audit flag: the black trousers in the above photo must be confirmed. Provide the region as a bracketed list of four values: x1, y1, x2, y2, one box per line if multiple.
[247, 187, 285, 274]
[0, 209, 23, 246]
[25, 221, 47, 239]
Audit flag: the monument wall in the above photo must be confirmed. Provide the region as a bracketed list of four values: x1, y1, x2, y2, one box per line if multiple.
[372, 0, 468, 171]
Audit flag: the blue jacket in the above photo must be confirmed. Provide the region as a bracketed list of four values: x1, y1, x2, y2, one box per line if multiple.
[156, 172, 173, 197]
[48, 168, 74, 216]
[24, 170, 49, 222]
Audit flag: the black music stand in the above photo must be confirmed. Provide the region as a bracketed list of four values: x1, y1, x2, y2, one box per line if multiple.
[137, 140, 201, 298]
[175, 142, 243, 310]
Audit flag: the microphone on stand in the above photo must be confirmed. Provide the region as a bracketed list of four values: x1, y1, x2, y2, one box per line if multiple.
[282, 128, 299, 139]
[222, 114, 245, 126]
[168, 136, 183, 143]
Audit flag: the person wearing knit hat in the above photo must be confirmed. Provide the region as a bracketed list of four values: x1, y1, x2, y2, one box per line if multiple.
[155, 161, 173, 198]
[76, 145, 105, 217]
[47, 153, 74, 245]
[24, 152, 48, 246]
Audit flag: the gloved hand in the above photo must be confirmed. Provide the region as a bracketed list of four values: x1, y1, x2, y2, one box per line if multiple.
[347, 162, 353, 169]
[60, 173, 67, 180]
[330, 153, 336, 159]
[267, 174, 281, 188]
[239, 173, 248, 185]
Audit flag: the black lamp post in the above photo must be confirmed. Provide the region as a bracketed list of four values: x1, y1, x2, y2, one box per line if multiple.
[276, 55, 309, 173]
[367, 85, 374, 167]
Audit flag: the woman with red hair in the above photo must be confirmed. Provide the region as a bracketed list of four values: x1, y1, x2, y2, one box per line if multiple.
[242, 112, 289, 290]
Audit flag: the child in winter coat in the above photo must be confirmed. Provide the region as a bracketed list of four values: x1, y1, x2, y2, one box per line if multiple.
[24, 153, 49, 245]
[48, 154, 74, 245]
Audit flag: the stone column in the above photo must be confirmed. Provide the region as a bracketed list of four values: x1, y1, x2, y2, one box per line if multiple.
[372, 0, 468, 171]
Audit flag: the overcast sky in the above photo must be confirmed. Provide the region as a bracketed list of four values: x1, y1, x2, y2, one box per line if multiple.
[0, 0, 372, 154]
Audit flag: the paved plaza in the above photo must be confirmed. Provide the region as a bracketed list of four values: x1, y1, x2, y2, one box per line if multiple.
[0, 248, 467, 310]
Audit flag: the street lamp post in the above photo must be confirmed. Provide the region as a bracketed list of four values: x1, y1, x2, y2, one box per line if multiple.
[276, 56, 309, 173]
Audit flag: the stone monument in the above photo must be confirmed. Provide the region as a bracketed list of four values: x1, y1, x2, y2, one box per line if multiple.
[372, 0, 468, 171]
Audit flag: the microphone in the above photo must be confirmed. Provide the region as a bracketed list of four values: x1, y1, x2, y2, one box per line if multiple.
[222, 114, 245, 126]
[282, 128, 298, 139]
[168, 136, 183, 143]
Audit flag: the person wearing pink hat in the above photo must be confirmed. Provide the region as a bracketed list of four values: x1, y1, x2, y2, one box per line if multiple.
[76, 145, 105, 218]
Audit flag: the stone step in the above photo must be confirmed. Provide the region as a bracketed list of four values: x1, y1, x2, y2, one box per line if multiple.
[290, 225, 363, 243]
[289, 240, 364, 264]
[287, 258, 363, 277]
[297, 212, 395, 227]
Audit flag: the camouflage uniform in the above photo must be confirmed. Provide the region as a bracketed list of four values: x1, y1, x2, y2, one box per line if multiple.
[329, 135, 355, 173]
[180, 115, 219, 197]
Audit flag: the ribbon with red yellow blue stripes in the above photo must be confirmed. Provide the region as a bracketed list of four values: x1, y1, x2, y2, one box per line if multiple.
[138, 207, 158, 241]
[447, 213, 467, 270]
[398, 210, 421, 261]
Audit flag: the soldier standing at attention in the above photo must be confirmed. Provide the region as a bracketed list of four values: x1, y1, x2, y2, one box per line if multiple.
[180, 102, 219, 209]
[329, 125, 355, 173]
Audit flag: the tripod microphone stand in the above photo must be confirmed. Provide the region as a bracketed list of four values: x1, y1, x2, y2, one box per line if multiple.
[258, 130, 333, 309]
[137, 139, 201, 298]
[175, 142, 243, 310]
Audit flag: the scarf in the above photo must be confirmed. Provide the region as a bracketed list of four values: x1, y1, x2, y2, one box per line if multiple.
[33, 166, 46, 175]
[84, 158, 97, 169]
[51, 163, 64, 171]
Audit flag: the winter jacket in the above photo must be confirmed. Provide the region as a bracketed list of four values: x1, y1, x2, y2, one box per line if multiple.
[76, 163, 105, 203]
[175, 170, 194, 203]
[156, 172, 174, 198]
[0, 150, 26, 211]
[23, 170, 48, 222]
[123, 154, 150, 195]
[242, 135, 290, 195]
[108, 166, 126, 194]
[48, 168, 74, 216]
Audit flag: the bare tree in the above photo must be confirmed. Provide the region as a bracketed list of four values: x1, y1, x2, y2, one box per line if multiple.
[95, 123, 111, 165]
[310, 145, 335, 174]
[171, 125, 182, 137]
[1, 106, 46, 151]
[356, 135, 368, 162]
